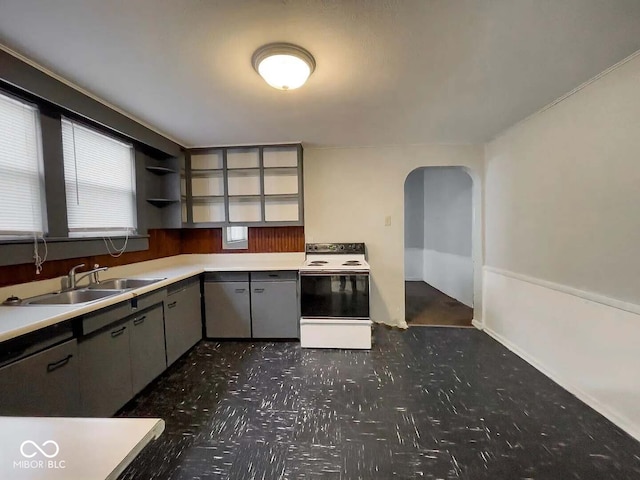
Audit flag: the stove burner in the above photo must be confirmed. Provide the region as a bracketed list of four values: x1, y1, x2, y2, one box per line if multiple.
[343, 261, 362, 266]
[309, 260, 328, 265]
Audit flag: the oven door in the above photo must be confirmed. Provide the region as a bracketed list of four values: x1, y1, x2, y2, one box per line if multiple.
[300, 272, 369, 319]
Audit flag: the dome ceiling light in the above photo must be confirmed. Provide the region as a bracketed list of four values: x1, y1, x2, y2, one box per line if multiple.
[252, 43, 316, 91]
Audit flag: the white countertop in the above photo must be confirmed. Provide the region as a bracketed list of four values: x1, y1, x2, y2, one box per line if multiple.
[0, 416, 164, 480]
[0, 253, 304, 343]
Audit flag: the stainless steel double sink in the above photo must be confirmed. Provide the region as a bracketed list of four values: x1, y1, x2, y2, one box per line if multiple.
[21, 278, 166, 305]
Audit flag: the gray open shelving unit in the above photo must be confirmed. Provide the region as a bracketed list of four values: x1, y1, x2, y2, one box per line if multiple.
[181, 144, 304, 228]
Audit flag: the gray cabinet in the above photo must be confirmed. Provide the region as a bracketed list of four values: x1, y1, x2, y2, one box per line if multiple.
[129, 304, 166, 394]
[0, 339, 80, 416]
[204, 271, 299, 339]
[79, 321, 133, 417]
[165, 279, 203, 366]
[79, 290, 171, 416]
[251, 272, 299, 339]
[204, 272, 251, 338]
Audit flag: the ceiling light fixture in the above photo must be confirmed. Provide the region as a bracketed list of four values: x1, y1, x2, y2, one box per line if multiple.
[252, 43, 316, 91]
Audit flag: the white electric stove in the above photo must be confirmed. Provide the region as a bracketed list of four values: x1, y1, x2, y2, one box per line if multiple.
[299, 243, 372, 349]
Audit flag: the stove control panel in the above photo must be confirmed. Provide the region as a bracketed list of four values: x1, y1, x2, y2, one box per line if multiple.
[305, 243, 366, 254]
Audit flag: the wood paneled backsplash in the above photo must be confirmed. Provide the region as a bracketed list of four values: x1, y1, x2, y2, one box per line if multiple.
[180, 226, 305, 254]
[0, 227, 304, 288]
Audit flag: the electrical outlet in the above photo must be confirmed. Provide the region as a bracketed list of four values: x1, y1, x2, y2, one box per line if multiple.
[384, 215, 392, 226]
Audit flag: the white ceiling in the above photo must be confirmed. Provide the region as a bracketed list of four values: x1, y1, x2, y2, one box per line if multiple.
[1, 0, 640, 148]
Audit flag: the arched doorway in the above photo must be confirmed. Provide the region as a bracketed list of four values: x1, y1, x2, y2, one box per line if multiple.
[404, 166, 474, 326]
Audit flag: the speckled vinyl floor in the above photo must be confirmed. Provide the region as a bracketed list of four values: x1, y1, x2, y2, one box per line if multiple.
[117, 326, 640, 480]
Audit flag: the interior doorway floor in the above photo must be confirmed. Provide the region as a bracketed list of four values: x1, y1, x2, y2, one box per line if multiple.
[405, 281, 473, 326]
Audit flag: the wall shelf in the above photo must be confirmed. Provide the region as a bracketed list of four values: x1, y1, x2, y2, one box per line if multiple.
[145, 166, 177, 175]
[146, 198, 179, 208]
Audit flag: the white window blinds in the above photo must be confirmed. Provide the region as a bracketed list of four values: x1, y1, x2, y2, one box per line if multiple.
[223, 226, 248, 250]
[62, 118, 137, 237]
[0, 91, 46, 237]
[227, 226, 248, 242]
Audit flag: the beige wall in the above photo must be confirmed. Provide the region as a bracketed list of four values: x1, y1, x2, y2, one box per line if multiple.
[485, 52, 640, 303]
[303, 145, 484, 327]
[483, 51, 640, 439]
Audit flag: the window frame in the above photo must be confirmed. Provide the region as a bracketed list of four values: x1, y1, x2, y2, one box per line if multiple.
[61, 116, 138, 238]
[0, 85, 154, 266]
[222, 226, 248, 250]
[0, 90, 48, 239]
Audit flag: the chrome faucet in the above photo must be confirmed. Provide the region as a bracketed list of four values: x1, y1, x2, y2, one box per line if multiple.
[62, 264, 109, 290]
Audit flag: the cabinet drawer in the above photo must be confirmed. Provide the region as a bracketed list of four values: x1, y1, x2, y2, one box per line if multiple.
[204, 271, 249, 282]
[82, 301, 132, 335]
[0, 339, 80, 416]
[132, 288, 167, 312]
[0, 322, 73, 368]
[251, 270, 298, 282]
[82, 289, 167, 335]
[167, 276, 200, 295]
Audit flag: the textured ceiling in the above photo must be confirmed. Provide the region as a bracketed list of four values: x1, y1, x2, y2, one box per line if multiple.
[1, 0, 640, 148]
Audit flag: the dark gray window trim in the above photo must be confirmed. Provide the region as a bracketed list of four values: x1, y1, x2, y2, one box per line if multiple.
[0, 49, 182, 157]
[0, 89, 163, 266]
[0, 236, 149, 267]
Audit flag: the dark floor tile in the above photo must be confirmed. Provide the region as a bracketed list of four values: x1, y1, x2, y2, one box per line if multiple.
[118, 326, 640, 480]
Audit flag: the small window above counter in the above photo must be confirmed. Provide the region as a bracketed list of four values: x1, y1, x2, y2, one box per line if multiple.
[181, 144, 303, 228]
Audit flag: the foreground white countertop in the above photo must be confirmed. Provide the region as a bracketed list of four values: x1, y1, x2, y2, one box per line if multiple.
[0, 253, 304, 343]
[0, 417, 164, 480]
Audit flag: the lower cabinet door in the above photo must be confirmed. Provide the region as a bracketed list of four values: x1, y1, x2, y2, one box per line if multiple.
[251, 281, 299, 338]
[79, 322, 133, 417]
[129, 305, 166, 394]
[0, 339, 80, 416]
[165, 283, 203, 366]
[204, 281, 251, 338]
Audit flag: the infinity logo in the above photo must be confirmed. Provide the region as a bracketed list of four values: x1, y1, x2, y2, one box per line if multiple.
[19, 440, 60, 459]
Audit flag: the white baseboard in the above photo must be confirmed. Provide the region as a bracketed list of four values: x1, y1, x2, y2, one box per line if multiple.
[482, 324, 640, 442]
[483, 267, 640, 442]
[471, 319, 483, 330]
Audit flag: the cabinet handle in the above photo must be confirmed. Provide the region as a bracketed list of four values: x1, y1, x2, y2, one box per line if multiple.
[268, 274, 279, 278]
[254, 288, 265, 293]
[235, 288, 246, 294]
[133, 315, 146, 326]
[167, 301, 177, 309]
[46, 354, 73, 373]
[111, 326, 127, 338]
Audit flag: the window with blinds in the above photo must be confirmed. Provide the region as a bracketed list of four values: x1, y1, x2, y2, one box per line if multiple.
[0, 91, 47, 237]
[61, 118, 137, 237]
